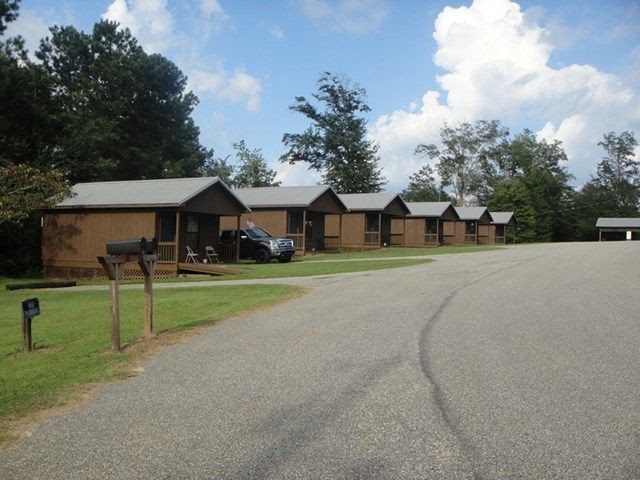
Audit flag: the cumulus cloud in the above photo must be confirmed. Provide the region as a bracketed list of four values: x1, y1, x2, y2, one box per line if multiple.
[296, 0, 389, 35]
[189, 66, 262, 114]
[275, 162, 323, 186]
[370, 0, 640, 189]
[268, 25, 285, 40]
[103, 0, 173, 53]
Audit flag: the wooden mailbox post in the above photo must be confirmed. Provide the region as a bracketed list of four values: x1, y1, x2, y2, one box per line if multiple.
[98, 253, 158, 351]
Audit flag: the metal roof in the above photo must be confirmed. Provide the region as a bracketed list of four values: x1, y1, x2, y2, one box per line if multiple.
[596, 217, 640, 228]
[406, 202, 453, 218]
[338, 193, 408, 212]
[54, 177, 248, 210]
[455, 206, 492, 221]
[232, 185, 346, 209]
[490, 211, 516, 225]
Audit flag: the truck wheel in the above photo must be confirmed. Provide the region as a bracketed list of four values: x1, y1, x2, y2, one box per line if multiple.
[255, 249, 270, 264]
[277, 256, 292, 263]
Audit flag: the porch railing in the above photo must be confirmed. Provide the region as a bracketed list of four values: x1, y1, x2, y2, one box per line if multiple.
[219, 243, 237, 262]
[478, 235, 490, 245]
[286, 233, 304, 250]
[442, 235, 454, 245]
[364, 231, 380, 245]
[158, 241, 176, 263]
[494, 235, 506, 244]
[464, 234, 477, 244]
[323, 236, 340, 250]
[389, 234, 404, 246]
[424, 234, 438, 244]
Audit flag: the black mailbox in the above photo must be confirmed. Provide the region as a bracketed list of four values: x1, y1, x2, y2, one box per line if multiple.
[106, 237, 157, 256]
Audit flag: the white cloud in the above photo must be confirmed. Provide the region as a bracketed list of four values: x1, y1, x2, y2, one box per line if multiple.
[296, 0, 389, 35]
[275, 162, 323, 186]
[268, 25, 285, 40]
[4, 9, 52, 59]
[370, 0, 640, 190]
[103, 0, 173, 53]
[189, 66, 262, 114]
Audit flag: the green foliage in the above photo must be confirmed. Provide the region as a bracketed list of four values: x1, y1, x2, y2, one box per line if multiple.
[281, 72, 386, 193]
[415, 120, 509, 205]
[0, 0, 19, 35]
[34, 21, 208, 182]
[572, 131, 639, 240]
[402, 164, 449, 202]
[0, 164, 70, 224]
[199, 151, 235, 185]
[487, 179, 537, 243]
[232, 140, 280, 188]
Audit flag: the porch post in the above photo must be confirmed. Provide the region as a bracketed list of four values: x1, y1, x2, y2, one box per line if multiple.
[235, 215, 241, 262]
[338, 214, 343, 253]
[378, 213, 382, 247]
[437, 219, 440, 246]
[302, 210, 307, 254]
[598, 228, 601, 242]
[175, 211, 181, 267]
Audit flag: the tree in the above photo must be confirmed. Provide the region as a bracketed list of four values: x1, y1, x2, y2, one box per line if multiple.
[593, 131, 639, 213]
[415, 120, 508, 206]
[0, 164, 70, 224]
[199, 150, 235, 185]
[232, 140, 280, 188]
[487, 179, 537, 243]
[401, 165, 449, 202]
[35, 21, 209, 182]
[281, 72, 386, 193]
[0, 0, 19, 35]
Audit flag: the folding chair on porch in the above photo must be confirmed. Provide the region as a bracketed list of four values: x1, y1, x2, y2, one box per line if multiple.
[185, 246, 200, 263]
[205, 245, 220, 263]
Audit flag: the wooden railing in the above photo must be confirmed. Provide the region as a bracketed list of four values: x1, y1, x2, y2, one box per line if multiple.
[389, 234, 404, 246]
[323, 236, 340, 250]
[364, 231, 380, 245]
[494, 235, 506, 244]
[477, 235, 490, 245]
[219, 243, 237, 262]
[424, 234, 438, 245]
[464, 234, 477, 244]
[158, 241, 176, 263]
[442, 235, 454, 245]
[286, 233, 304, 250]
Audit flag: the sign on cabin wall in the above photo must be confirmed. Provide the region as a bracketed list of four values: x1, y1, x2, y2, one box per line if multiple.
[22, 298, 40, 319]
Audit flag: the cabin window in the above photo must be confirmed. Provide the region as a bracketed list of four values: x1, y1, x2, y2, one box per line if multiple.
[187, 215, 199, 233]
[426, 219, 438, 235]
[465, 221, 477, 235]
[159, 213, 176, 242]
[185, 215, 199, 250]
[287, 211, 304, 234]
[365, 213, 379, 232]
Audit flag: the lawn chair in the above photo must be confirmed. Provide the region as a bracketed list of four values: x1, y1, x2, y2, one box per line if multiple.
[185, 246, 200, 263]
[205, 245, 220, 263]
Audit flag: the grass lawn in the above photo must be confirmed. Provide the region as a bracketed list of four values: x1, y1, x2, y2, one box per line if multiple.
[0, 283, 304, 447]
[303, 244, 504, 261]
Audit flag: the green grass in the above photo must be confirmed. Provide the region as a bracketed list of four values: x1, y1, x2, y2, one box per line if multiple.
[303, 245, 504, 261]
[0, 283, 304, 445]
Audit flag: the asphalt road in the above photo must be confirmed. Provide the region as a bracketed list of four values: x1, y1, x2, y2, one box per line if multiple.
[1, 242, 639, 479]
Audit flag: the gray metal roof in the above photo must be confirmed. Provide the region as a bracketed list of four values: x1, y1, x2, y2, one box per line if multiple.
[406, 202, 453, 218]
[338, 193, 408, 212]
[596, 217, 640, 228]
[232, 186, 346, 209]
[54, 177, 247, 210]
[490, 211, 516, 225]
[455, 206, 492, 221]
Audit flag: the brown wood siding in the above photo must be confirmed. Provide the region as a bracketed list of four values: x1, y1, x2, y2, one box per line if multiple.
[454, 221, 466, 244]
[325, 213, 375, 249]
[404, 219, 426, 246]
[184, 182, 246, 216]
[308, 190, 346, 214]
[390, 218, 405, 234]
[478, 224, 490, 244]
[42, 210, 156, 265]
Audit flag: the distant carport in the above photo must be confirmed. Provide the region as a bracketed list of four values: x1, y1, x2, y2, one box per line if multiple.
[596, 218, 640, 241]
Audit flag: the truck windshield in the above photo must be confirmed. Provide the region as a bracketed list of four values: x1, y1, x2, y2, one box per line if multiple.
[245, 228, 272, 239]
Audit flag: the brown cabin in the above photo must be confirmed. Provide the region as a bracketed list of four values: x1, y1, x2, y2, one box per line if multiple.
[325, 193, 410, 249]
[395, 202, 460, 247]
[489, 211, 519, 244]
[220, 186, 348, 254]
[42, 177, 249, 279]
[441, 206, 494, 245]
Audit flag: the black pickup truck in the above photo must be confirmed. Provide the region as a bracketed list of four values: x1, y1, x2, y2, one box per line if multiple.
[219, 228, 295, 263]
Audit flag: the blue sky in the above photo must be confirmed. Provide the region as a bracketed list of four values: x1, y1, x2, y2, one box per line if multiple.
[7, 0, 640, 191]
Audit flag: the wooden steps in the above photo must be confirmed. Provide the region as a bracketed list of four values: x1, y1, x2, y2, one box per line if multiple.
[177, 263, 244, 276]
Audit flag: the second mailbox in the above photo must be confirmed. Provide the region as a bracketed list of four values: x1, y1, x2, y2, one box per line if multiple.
[106, 237, 157, 256]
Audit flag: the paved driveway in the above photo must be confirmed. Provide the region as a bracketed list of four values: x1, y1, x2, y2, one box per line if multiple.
[1, 242, 639, 479]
